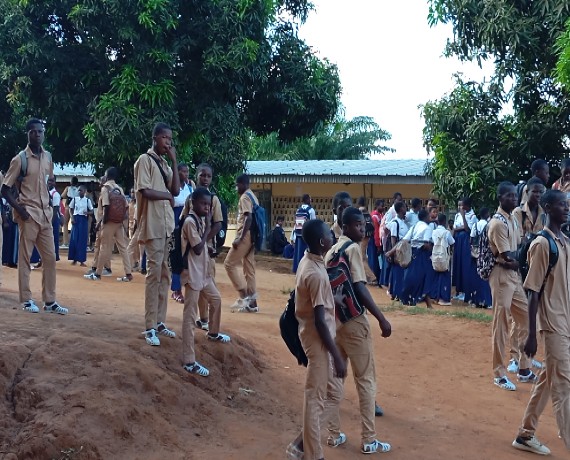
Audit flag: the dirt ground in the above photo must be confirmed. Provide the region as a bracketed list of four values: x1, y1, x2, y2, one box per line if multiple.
[0, 252, 565, 460]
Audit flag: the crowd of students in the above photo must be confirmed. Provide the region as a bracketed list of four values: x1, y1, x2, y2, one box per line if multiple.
[2, 118, 570, 457]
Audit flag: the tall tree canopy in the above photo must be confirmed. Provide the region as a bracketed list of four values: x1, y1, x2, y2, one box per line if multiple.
[0, 0, 341, 181]
[423, 1, 570, 206]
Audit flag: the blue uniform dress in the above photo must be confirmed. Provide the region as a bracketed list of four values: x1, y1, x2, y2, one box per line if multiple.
[465, 220, 492, 307]
[68, 215, 88, 263]
[367, 236, 380, 282]
[292, 204, 315, 273]
[429, 226, 455, 303]
[388, 217, 408, 300]
[451, 211, 477, 295]
[2, 204, 18, 266]
[400, 222, 434, 306]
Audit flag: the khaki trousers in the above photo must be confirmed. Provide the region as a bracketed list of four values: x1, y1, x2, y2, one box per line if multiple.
[62, 207, 71, 245]
[518, 364, 549, 438]
[301, 338, 332, 460]
[324, 315, 376, 444]
[90, 226, 110, 270]
[361, 237, 377, 282]
[224, 232, 256, 295]
[18, 216, 57, 303]
[144, 236, 170, 331]
[182, 279, 221, 364]
[489, 266, 530, 377]
[198, 258, 216, 320]
[127, 227, 143, 268]
[96, 222, 132, 276]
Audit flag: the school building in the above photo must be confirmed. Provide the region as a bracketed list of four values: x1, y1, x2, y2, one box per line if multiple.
[242, 159, 434, 235]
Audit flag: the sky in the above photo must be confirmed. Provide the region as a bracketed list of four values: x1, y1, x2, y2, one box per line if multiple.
[298, 0, 493, 160]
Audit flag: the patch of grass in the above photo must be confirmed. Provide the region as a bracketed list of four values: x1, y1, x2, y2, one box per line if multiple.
[381, 304, 492, 323]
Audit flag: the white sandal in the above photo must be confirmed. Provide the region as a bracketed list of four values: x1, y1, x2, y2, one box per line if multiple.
[183, 361, 209, 377]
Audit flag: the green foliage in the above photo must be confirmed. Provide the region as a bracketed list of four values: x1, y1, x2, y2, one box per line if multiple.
[424, 0, 570, 207]
[0, 0, 339, 186]
[248, 116, 393, 161]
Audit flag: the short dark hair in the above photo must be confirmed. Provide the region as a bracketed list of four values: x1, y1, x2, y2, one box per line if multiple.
[393, 192, 402, 200]
[461, 196, 472, 207]
[428, 206, 438, 215]
[479, 207, 490, 219]
[196, 163, 213, 174]
[411, 198, 421, 209]
[178, 163, 188, 171]
[437, 213, 447, 225]
[71, 176, 79, 186]
[302, 194, 311, 203]
[394, 201, 406, 214]
[236, 173, 250, 185]
[191, 186, 211, 201]
[152, 122, 171, 137]
[418, 209, 429, 221]
[105, 167, 119, 181]
[374, 199, 384, 207]
[342, 206, 363, 226]
[25, 118, 44, 131]
[497, 181, 515, 197]
[540, 189, 565, 209]
[276, 215, 284, 222]
[531, 159, 548, 174]
[527, 177, 545, 188]
[302, 219, 327, 251]
[428, 198, 439, 205]
[357, 196, 366, 207]
[332, 191, 351, 210]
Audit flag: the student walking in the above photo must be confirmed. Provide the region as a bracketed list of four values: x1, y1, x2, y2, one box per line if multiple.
[323, 207, 392, 454]
[134, 122, 180, 346]
[0, 118, 68, 314]
[181, 187, 230, 377]
[224, 174, 259, 313]
[68, 185, 93, 266]
[488, 182, 536, 391]
[286, 219, 347, 460]
[511, 189, 570, 456]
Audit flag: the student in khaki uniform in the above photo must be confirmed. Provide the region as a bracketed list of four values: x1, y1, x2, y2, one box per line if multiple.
[508, 177, 546, 375]
[134, 122, 180, 346]
[519, 159, 550, 205]
[488, 182, 536, 391]
[224, 173, 259, 312]
[85, 175, 112, 277]
[84, 167, 132, 282]
[330, 191, 352, 243]
[512, 189, 570, 456]
[0, 118, 68, 315]
[323, 207, 392, 455]
[181, 188, 230, 377]
[286, 219, 347, 460]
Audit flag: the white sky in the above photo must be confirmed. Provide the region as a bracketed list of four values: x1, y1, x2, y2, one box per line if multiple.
[298, 0, 493, 159]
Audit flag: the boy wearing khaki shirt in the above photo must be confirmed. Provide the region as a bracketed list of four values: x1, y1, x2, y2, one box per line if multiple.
[181, 188, 230, 377]
[323, 207, 391, 455]
[1, 119, 68, 314]
[512, 189, 570, 456]
[224, 174, 259, 312]
[488, 182, 535, 391]
[133, 123, 180, 346]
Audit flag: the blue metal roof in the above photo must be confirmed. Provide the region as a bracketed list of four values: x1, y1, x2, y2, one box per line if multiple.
[245, 159, 430, 184]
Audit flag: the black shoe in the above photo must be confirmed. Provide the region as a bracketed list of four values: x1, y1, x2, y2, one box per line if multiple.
[375, 403, 384, 417]
[140, 268, 147, 275]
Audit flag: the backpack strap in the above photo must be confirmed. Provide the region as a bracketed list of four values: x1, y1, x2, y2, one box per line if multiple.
[245, 192, 258, 209]
[537, 230, 559, 294]
[182, 214, 201, 260]
[145, 152, 169, 189]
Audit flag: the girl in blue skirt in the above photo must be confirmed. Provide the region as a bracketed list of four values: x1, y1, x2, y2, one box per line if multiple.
[451, 197, 477, 301]
[384, 201, 408, 301]
[430, 213, 455, 305]
[68, 185, 93, 266]
[467, 208, 492, 308]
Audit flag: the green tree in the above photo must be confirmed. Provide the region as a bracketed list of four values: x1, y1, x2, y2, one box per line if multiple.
[248, 116, 393, 161]
[424, 0, 570, 205]
[0, 0, 340, 184]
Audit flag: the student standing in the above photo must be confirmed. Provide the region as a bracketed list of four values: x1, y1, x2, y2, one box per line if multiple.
[60, 176, 79, 248]
[68, 185, 93, 266]
[287, 219, 347, 460]
[552, 158, 570, 193]
[171, 163, 194, 303]
[371, 199, 385, 284]
[519, 159, 550, 205]
[134, 122, 180, 346]
[84, 167, 132, 282]
[452, 197, 477, 301]
[379, 192, 403, 287]
[331, 192, 352, 244]
[511, 189, 569, 456]
[384, 201, 409, 301]
[430, 213, 455, 305]
[357, 196, 378, 285]
[181, 187, 230, 377]
[488, 182, 536, 391]
[405, 198, 421, 227]
[292, 194, 316, 273]
[48, 176, 61, 262]
[0, 118, 68, 314]
[224, 174, 259, 313]
[467, 208, 492, 308]
[323, 207, 392, 455]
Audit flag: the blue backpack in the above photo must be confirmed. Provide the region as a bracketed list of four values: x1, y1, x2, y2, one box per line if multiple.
[246, 192, 266, 252]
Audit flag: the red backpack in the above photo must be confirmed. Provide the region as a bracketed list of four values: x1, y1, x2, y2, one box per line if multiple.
[105, 185, 128, 223]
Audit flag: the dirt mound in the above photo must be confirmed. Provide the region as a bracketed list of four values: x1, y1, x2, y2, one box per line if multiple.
[0, 290, 275, 460]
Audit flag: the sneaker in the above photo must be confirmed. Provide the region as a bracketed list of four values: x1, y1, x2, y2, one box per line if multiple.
[183, 361, 209, 377]
[143, 329, 160, 346]
[518, 371, 538, 383]
[532, 359, 544, 370]
[507, 359, 519, 374]
[375, 403, 384, 417]
[43, 302, 68, 315]
[230, 297, 249, 312]
[453, 293, 465, 301]
[362, 439, 391, 454]
[195, 319, 209, 331]
[23, 300, 40, 313]
[494, 376, 517, 391]
[327, 432, 347, 448]
[101, 268, 112, 277]
[84, 272, 101, 280]
[157, 322, 176, 338]
[207, 333, 231, 343]
[84, 268, 96, 276]
[438, 300, 452, 306]
[59, 244, 68, 249]
[238, 304, 259, 313]
[512, 436, 551, 455]
[286, 441, 304, 460]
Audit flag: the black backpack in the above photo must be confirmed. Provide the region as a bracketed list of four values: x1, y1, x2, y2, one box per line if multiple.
[211, 193, 228, 250]
[246, 192, 266, 252]
[516, 181, 527, 205]
[278, 291, 308, 367]
[362, 211, 374, 238]
[518, 230, 558, 291]
[168, 214, 195, 275]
